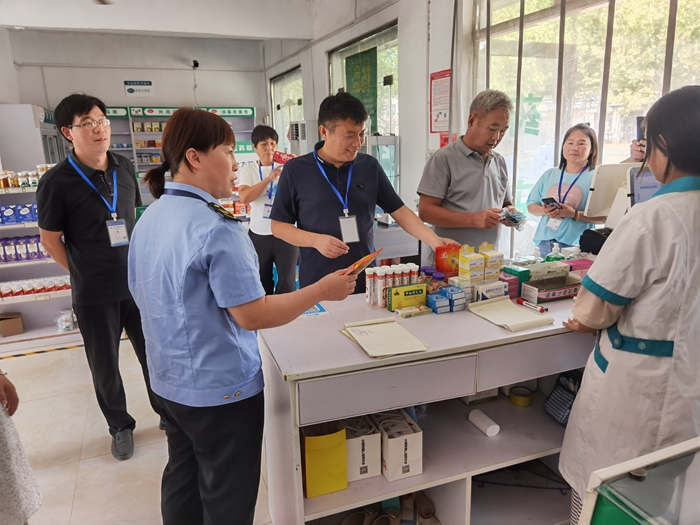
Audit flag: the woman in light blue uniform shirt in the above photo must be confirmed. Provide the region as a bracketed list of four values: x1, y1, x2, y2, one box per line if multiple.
[127, 108, 356, 525]
[527, 124, 606, 255]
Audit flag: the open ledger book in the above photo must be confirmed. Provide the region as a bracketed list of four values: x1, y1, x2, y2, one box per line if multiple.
[468, 296, 554, 332]
[341, 317, 428, 358]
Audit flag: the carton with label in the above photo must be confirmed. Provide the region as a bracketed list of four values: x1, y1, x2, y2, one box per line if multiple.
[370, 409, 423, 482]
[479, 242, 504, 268]
[521, 274, 582, 304]
[386, 283, 427, 312]
[344, 416, 381, 483]
[459, 244, 485, 276]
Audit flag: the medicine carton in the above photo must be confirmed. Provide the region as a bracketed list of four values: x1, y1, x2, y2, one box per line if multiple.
[459, 244, 484, 271]
[426, 293, 449, 310]
[16, 204, 32, 224]
[433, 305, 451, 314]
[442, 285, 467, 301]
[451, 303, 467, 312]
[435, 243, 460, 276]
[484, 266, 501, 281]
[521, 274, 582, 304]
[0, 205, 18, 224]
[528, 261, 570, 281]
[386, 283, 427, 312]
[479, 242, 504, 268]
[370, 409, 423, 482]
[469, 268, 485, 282]
[344, 416, 381, 483]
[475, 281, 508, 302]
[448, 276, 470, 290]
[567, 258, 594, 280]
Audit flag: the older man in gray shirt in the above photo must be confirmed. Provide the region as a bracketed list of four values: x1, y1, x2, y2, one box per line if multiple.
[418, 90, 516, 248]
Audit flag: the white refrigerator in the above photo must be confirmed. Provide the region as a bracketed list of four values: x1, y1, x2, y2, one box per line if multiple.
[0, 104, 66, 171]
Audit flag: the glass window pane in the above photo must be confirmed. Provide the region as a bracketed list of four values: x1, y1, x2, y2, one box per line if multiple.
[670, 0, 700, 90]
[271, 68, 304, 154]
[329, 26, 398, 136]
[603, 0, 669, 163]
[492, 0, 522, 25]
[559, 5, 608, 143]
[514, 13, 560, 257]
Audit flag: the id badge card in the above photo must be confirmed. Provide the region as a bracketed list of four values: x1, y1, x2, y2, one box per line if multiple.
[546, 217, 563, 232]
[106, 219, 129, 247]
[263, 203, 273, 219]
[339, 215, 360, 243]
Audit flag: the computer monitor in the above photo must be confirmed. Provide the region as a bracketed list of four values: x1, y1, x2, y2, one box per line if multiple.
[584, 163, 641, 217]
[629, 166, 664, 206]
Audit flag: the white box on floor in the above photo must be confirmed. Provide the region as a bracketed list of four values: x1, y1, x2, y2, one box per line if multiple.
[370, 409, 423, 482]
[344, 416, 381, 482]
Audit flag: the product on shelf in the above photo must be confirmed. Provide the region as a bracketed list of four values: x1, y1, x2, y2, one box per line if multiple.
[0, 202, 39, 225]
[133, 122, 143, 132]
[56, 309, 77, 333]
[0, 275, 70, 298]
[144, 122, 152, 132]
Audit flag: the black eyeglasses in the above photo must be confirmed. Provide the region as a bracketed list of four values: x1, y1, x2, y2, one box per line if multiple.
[66, 119, 111, 129]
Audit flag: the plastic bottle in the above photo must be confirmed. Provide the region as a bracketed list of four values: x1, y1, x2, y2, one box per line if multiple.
[566, 245, 583, 260]
[408, 264, 419, 284]
[385, 268, 394, 290]
[365, 267, 375, 304]
[545, 243, 565, 262]
[400, 264, 410, 286]
[376, 269, 387, 308]
[533, 247, 544, 263]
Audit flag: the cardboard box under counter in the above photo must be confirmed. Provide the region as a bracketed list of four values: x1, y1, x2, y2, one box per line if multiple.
[0, 313, 23, 337]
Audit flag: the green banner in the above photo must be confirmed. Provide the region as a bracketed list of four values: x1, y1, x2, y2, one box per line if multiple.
[345, 47, 377, 133]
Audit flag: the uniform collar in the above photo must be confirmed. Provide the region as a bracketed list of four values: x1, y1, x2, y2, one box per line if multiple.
[649, 175, 700, 199]
[164, 182, 217, 204]
[69, 150, 117, 176]
[313, 140, 356, 168]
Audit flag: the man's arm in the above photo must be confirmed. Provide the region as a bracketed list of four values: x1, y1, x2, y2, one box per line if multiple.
[389, 205, 454, 249]
[39, 229, 69, 272]
[271, 220, 349, 258]
[228, 270, 356, 330]
[418, 195, 502, 230]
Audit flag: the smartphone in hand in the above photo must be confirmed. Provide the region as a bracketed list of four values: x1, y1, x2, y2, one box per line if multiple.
[636, 116, 647, 142]
[542, 197, 563, 209]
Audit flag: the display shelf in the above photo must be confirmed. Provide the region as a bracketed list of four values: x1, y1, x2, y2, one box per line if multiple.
[0, 187, 38, 194]
[0, 222, 38, 231]
[133, 132, 163, 135]
[1, 290, 71, 304]
[111, 132, 132, 135]
[138, 163, 161, 167]
[135, 148, 162, 151]
[0, 259, 56, 270]
[304, 393, 565, 520]
[0, 325, 82, 357]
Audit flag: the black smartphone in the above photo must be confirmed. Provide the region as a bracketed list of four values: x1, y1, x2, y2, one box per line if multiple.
[637, 116, 647, 141]
[542, 197, 562, 209]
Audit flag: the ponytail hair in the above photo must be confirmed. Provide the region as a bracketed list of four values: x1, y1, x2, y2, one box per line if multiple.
[143, 107, 236, 199]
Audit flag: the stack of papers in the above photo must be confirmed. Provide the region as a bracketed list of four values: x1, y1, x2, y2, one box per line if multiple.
[341, 317, 428, 358]
[468, 296, 554, 332]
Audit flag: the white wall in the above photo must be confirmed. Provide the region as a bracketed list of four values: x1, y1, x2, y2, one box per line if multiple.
[0, 0, 314, 40]
[9, 30, 269, 111]
[264, 0, 457, 205]
[0, 28, 20, 104]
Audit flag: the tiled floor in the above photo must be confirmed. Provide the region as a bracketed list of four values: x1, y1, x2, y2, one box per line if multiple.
[2, 340, 271, 525]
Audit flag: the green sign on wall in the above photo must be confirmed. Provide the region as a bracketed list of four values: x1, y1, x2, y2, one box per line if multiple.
[345, 47, 377, 134]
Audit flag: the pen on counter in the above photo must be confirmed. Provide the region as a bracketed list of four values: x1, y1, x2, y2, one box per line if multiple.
[516, 298, 548, 313]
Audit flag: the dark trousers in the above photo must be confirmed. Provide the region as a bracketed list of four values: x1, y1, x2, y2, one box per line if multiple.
[73, 298, 160, 435]
[249, 230, 299, 295]
[156, 391, 265, 525]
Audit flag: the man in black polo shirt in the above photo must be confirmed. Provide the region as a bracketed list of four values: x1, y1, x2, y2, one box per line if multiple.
[271, 92, 452, 294]
[36, 94, 160, 461]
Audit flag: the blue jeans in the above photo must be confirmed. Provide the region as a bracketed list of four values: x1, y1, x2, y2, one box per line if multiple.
[538, 240, 572, 258]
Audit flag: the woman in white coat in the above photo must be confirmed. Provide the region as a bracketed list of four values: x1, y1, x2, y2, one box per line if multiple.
[560, 85, 700, 524]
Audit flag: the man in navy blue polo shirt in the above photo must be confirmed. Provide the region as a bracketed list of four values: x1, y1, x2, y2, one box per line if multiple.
[271, 92, 452, 294]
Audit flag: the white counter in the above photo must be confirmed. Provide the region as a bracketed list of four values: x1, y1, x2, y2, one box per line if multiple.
[260, 295, 594, 524]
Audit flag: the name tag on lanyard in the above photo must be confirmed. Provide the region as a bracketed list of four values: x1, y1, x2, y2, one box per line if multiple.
[313, 152, 359, 243]
[106, 219, 129, 246]
[546, 217, 563, 232]
[68, 156, 127, 247]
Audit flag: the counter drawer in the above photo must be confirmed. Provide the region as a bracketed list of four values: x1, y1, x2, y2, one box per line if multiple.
[476, 332, 592, 392]
[297, 355, 476, 426]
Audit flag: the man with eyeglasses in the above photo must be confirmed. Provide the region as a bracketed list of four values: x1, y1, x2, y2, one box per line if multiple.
[36, 94, 161, 461]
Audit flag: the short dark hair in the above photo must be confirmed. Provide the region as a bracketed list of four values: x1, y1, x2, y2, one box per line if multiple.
[644, 85, 700, 181]
[318, 92, 368, 131]
[144, 107, 235, 199]
[559, 124, 599, 170]
[251, 125, 279, 147]
[55, 94, 107, 143]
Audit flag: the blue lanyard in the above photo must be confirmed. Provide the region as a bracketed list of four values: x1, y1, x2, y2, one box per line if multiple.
[68, 155, 118, 220]
[313, 152, 353, 216]
[163, 188, 241, 222]
[558, 165, 588, 204]
[258, 161, 275, 200]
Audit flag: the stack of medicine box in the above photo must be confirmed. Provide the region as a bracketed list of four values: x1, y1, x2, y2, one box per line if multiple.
[442, 285, 467, 312]
[426, 292, 449, 314]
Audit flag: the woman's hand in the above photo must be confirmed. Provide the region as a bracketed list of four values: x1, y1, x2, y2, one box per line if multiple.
[558, 202, 577, 219]
[0, 374, 19, 416]
[542, 205, 560, 218]
[563, 317, 597, 335]
[429, 238, 459, 250]
[266, 166, 283, 183]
